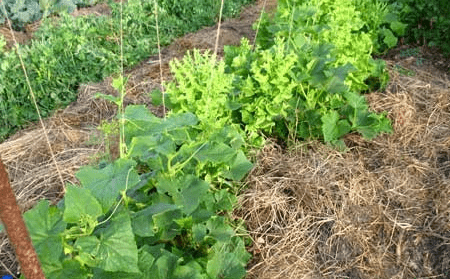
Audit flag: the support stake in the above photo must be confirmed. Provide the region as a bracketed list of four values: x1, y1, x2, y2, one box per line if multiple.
[0, 158, 45, 279]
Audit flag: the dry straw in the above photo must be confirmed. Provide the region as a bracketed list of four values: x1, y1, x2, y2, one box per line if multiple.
[238, 55, 450, 278]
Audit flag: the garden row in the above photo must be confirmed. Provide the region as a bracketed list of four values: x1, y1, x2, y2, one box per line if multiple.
[5, 0, 439, 278]
[11, 0, 411, 278]
[0, 0, 253, 142]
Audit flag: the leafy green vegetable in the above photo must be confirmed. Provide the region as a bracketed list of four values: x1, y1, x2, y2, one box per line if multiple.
[321, 110, 351, 143]
[160, 37, 299, 147]
[63, 184, 103, 223]
[163, 50, 235, 132]
[159, 7, 392, 147]
[23, 200, 66, 272]
[76, 158, 140, 213]
[91, 208, 140, 273]
[251, 0, 393, 144]
[23, 106, 252, 278]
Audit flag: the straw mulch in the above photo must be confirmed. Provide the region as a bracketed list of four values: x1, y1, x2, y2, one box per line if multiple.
[239, 48, 450, 278]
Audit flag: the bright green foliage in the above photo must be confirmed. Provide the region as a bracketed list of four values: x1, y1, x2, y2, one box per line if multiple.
[123, 105, 251, 182]
[247, 0, 394, 145]
[258, 0, 396, 92]
[351, 0, 406, 52]
[321, 91, 391, 144]
[228, 38, 298, 143]
[63, 184, 103, 223]
[0, 13, 118, 139]
[318, 0, 383, 91]
[164, 50, 235, 132]
[22, 106, 252, 278]
[160, 24, 392, 147]
[160, 38, 299, 146]
[76, 158, 140, 213]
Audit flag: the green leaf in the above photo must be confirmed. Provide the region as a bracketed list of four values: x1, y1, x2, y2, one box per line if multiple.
[293, 34, 307, 49]
[152, 207, 183, 241]
[177, 176, 210, 215]
[76, 158, 139, 213]
[213, 189, 237, 212]
[330, 139, 348, 152]
[382, 28, 398, 48]
[370, 58, 386, 77]
[225, 99, 242, 111]
[227, 150, 253, 181]
[309, 58, 328, 86]
[325, 63, 355, 94]
[124, 106, 198, 144]
[356, 125, 379, 140]
[131, 203, 180, 237]
[124, 105, 161, 141]
[158, 175, 209, 215]
[23, 200, 66, 271]
[173, 261, 204, 279]
[138, 245, 157, 274]
[63, 184, 103, 223]
[93, 209, 139, 273]
[321, 110, 351, 142]
[356, 112, 392, 140]
[344, 91, 368, 111]
[158, 112, 198, 134]
[390, 21, 407, 36]
[383, 12, 398, 23]
[206, 236, 250, 279]
[354, 110, 376, 127]
[206, 216, 235, 243]
[46, 259, 89, 279]
[151, 89, 164, 106]
[194, 141, 236, 163]
[374, 113, 392, 134]
[74, 236, 101, 267]
[155, 250, 180, 279]
[142, 246, 179, 279]
[127, 134, 175, 172]
[207, 246, 246, 279]
[208, 125, 246, 150]
[111, 75, 126, 93]
[192, 223, 207, 243]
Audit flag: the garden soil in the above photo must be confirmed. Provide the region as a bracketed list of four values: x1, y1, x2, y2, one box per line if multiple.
[1, 0, 450, 278]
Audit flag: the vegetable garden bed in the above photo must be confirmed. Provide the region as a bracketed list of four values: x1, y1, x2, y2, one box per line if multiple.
[1, 0, 450, 278]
